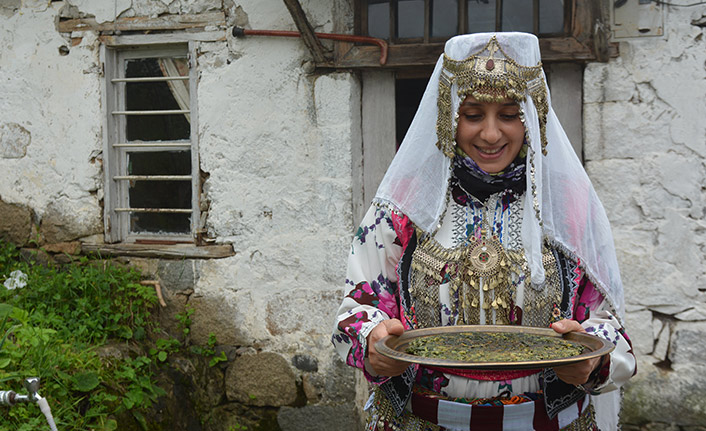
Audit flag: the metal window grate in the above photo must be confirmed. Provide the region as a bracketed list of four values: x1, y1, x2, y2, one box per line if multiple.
[103, 44, 199, 241]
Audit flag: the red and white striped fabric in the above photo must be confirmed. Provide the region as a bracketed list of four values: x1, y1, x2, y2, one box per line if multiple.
[410, 391, 591, 431]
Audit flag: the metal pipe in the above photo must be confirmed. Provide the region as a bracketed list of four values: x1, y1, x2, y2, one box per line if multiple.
[112, 110, 190, 116]
[113, 175, 192, 181]
[112, 77, 189, 83]
[232, 26, 388, 65]
[113, 143, 191, 148]
[114, 208, 192, 213]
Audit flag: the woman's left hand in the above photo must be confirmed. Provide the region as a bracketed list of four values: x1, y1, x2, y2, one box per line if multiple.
[550, 319, 603, 386]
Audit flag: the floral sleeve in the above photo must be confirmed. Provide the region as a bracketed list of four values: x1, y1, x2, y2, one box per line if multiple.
[573, 277, 637, 393]
[331, 205, 406, 383]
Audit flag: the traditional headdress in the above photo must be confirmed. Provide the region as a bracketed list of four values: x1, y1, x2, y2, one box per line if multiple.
[436, 35, 549, 158]
[373, 33, 625, 429]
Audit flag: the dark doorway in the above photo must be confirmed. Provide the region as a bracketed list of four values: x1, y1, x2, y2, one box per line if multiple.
[395, 77, 428, 148]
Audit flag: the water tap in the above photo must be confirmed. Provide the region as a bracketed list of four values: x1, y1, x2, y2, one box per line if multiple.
[0, 377, 43, 406]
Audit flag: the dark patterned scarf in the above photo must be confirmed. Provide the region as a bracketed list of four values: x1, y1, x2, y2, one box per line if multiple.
[451, 144, 527, 204]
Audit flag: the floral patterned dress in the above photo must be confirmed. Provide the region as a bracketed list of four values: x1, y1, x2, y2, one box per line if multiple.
[332, 181, 636, 430]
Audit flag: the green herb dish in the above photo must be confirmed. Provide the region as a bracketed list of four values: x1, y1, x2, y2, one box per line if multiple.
[375, 325, 614, 370]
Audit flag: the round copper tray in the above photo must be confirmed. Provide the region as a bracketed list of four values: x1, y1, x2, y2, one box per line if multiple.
[375, 325, 614, 370]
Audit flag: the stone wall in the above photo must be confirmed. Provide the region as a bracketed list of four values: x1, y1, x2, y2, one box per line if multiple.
[584, 5, 706, 429]
[0, 0, 361, 429]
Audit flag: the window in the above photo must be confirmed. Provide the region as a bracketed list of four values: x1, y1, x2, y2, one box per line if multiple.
[336, 1, 611, 68]
[362, 0, 569, 43]
[102, 44, 199, 243]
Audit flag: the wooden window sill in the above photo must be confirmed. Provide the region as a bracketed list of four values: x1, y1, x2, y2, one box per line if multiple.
[81, 242, 235, 259]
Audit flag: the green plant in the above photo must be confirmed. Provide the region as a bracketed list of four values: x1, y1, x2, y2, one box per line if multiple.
[189, 332, 227, 367]
[175, 305, 194, 340]
[0, 241, 163, 430]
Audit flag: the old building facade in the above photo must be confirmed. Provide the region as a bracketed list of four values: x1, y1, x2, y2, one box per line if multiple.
[0, 0, 705, 429]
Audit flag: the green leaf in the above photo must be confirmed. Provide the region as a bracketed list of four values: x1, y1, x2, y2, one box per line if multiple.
[208, 351, 227, 367]
[72, 371, 100, 392]
[102, 419, 118, 431]
[0, 303, 12, 316]
[0, 357, 10, 368]
[157, 351, 167, 362]
[116, 326, 133, 339]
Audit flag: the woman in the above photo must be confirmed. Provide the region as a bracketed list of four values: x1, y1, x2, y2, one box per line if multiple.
[332, 33, 635, 430]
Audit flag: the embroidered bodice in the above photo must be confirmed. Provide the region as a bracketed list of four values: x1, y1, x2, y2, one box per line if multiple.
[410, 190, 562, 329]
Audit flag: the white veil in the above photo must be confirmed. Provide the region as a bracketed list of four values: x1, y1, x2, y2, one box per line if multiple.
[373, 33, 625, 429]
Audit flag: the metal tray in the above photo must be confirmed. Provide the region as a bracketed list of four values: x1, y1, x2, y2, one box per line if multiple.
[375, 325, 614, 370]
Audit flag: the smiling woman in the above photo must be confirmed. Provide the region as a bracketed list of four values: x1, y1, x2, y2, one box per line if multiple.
[332, 32, 636, 431]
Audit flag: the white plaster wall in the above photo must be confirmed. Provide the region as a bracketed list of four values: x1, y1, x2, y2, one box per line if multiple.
[584, 5, 706, 426]
[192, 0, 358, 363]
[0, 2, 103, 230]
[0, 0, 359, 398]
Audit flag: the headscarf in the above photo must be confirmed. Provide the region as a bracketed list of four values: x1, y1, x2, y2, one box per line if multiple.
[372, 34, 625, 428]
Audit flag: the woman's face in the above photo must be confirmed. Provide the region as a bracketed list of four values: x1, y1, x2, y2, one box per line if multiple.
[455, 95, 525, 173]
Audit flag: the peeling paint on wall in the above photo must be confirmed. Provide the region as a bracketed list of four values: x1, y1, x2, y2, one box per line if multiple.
[66, 0, 131, 23]
[0, 122, 30, 159]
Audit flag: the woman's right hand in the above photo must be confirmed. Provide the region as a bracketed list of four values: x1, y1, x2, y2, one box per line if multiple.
[367, 318, 410, 377]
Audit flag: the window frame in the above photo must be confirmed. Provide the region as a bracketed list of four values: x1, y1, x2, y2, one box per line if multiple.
[360, 0, 572, 44]
[330, 0, 613, 68]
[101, 41, 200, 244]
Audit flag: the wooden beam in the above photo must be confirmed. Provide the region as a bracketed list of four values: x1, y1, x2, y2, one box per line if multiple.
[58, 11, 225, 33]
[329, 43, 444, 68]
[282, 0, 329, 63]
[81, 243, 235, 259]
[325, 37, 617, 69]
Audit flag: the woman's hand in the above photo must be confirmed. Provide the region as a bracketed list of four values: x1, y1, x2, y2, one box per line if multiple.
[550, 319, 604, 386]
[367, 319, 410, 377]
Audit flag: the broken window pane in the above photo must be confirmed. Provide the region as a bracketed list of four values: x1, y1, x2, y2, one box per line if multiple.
[398, 0, 425, 38]
[468, 0, 496, 33]
[368, 0, 391, 39]
[432, 0, 458, 38]
[501, 0, 533, 32]
[539, 0, 564, 34]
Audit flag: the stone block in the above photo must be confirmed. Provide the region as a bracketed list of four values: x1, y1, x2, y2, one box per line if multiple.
[202, 402, 280, 431]
[38, 197, 101, 244]
[225, 352, 297, 407]
[621, 364, 706, 426]
[292, 354, 318, 372]
[0, 198, 32, 246]
[266, 289, 342, 338]
[624, 309, 653, 356]
[669, 323, 706, 366]
[188, 294, 244, 346]
[277, 404, 360, 431]
[42, 241, 81, 255]
[674, 306, 706, 321]
[584, 158, 642, 226]
[158, 259, 199, 292]
[317, 354, 356, 403]
[301, 374, 321, 403]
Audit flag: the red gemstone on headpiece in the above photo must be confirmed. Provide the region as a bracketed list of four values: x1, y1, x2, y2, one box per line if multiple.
[486, 59, 495, 70]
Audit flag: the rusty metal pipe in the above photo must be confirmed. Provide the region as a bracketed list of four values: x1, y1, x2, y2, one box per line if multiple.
[232, 26, 388, 65]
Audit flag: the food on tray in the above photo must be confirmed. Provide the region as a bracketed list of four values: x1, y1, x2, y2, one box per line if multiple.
[405, 331, 585, 363]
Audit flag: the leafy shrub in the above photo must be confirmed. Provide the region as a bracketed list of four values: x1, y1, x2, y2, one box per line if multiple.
[0, 241, 165, 430]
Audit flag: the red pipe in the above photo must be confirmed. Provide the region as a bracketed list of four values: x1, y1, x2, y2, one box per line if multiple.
[232, 27, 388, 65]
